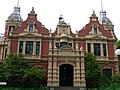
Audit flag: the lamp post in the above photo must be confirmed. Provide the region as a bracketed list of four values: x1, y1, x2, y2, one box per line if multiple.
[115, 49, 120, 72]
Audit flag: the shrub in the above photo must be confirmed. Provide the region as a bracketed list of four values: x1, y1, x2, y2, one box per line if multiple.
[112, 73, 120, 83]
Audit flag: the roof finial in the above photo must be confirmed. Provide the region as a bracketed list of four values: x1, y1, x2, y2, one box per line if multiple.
[101, 0, 104, 12]
[91, 10, 97, 17]
[17, 0, 19, 7]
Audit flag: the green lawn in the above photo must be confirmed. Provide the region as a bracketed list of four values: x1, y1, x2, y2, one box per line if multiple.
[0, 87, 49, 90]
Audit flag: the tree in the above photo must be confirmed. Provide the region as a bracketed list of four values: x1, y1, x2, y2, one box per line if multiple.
[116, 40, 120, 49]
[3, 54, 31, 82]
[112, 73, 120, 83]
[85, 53, 101, 88]
[2, 54, 45, 86]
[0, 63, 6, 81]
[24, 67, 45, 86]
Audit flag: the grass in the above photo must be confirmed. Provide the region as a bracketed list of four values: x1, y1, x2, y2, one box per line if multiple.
[0, 87, 49, 90]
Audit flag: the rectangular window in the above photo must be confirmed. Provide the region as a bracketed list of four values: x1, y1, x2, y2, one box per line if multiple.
[56, 42, 60, 49]
[103, 69, 112, 80]
[29, 24, 33, 32]
[87, 43, 91, 53]
[8, 26, 15, 35]
[94, 27, 97, 35]
[25, 41, 33, 54]
[68, 43, 72, 47]
[36, 41, 40, 55]
[103, 44, 107, 56]
[94, 43, 101, 56]
[19, 41, 23, 53]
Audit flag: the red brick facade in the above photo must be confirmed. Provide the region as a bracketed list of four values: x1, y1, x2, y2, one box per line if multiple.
[0, 8, 118, 88]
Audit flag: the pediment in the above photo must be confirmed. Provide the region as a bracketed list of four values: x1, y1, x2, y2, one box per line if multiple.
[19, 32, 41, 37]
[85, 34, 106, 39]
[58, 45, 75, 55]
[60, 45, 73, 51]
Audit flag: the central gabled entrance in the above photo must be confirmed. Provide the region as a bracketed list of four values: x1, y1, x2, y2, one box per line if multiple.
[59, 64, 73, 86]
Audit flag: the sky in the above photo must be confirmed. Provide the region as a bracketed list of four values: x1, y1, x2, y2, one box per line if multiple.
[0, 0, 120, 39]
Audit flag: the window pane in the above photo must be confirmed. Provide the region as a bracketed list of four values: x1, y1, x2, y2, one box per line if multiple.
[94, 27, 97, 34]
[94, 43, 101, 56]
[103, 44, 107, 56]
[36, 41, 40, 55]
[87, 43, 91, 53]
[56, 42, 59, 49]
[19, 41, 23, 53]
[25, 41, 33, 54]
[29, 24, 33, 32]
[8, 26, 15, 35]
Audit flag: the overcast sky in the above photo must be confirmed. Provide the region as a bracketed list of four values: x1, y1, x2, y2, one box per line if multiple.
[0, 0, 120, 39]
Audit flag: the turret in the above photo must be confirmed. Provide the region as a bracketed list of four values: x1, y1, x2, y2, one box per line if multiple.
[56, 15, 71, 36]
[5, 3, 23, 37]
[99, 0, 116, 39]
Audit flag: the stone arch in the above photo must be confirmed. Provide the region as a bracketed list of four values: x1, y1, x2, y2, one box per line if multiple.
[59, 64, 74, 86]
[58, 62, 75, 67]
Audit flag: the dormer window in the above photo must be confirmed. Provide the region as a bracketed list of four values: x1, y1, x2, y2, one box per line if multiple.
[29, 24, 33, 32]
[94, 27, 97, 35]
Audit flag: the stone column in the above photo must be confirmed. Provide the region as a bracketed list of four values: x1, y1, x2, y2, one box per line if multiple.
[49, 40, 52, 50]
[39, 40, 41, 55]
[52, 58, 58, 86]
[74, 58, 81, 86]
[101, 43, 104, 57]
[1, 46, 4, 60]
[47, 58, 53, 86]
[76, 41, 79, 50]
[33, 41, 36, 55]
[7, 39, 11, 55]
[80, 48, 86, 88]
[91, 43, 94, 53]
[106, 44, 108, 57]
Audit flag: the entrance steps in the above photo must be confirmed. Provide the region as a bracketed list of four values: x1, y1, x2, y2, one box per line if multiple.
[54, 87, 80, 90]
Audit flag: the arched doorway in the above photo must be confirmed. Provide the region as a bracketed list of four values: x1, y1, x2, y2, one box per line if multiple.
[59, 64, 73, 86]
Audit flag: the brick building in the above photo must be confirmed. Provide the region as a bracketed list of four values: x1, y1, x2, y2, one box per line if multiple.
[0, 6, 118, 89]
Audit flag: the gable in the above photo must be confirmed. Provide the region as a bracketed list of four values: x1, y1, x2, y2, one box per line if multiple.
[12, 17, 49, 35]
[79, 21, 113, 38]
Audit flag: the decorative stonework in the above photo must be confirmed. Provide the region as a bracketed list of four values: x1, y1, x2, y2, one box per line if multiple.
[47, 44, 86, 88]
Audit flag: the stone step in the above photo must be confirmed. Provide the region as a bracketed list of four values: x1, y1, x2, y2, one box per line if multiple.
[54, 87, 79, 90]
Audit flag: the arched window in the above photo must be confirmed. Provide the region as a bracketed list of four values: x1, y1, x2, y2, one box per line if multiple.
[94, 27, 97, 35]
[92, 24, 99, 35]
[29, 24, 33, 32]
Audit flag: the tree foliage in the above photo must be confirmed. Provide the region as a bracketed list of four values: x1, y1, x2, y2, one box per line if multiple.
[3, 54, 30, 81]
[112, 73, 120, 83]
[24, 67, 45, 82]
[0, 54, 45, 86]
[85, 53, 101, 88]
[0, 64, 6, 81]
[116, 40, 120, 49]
